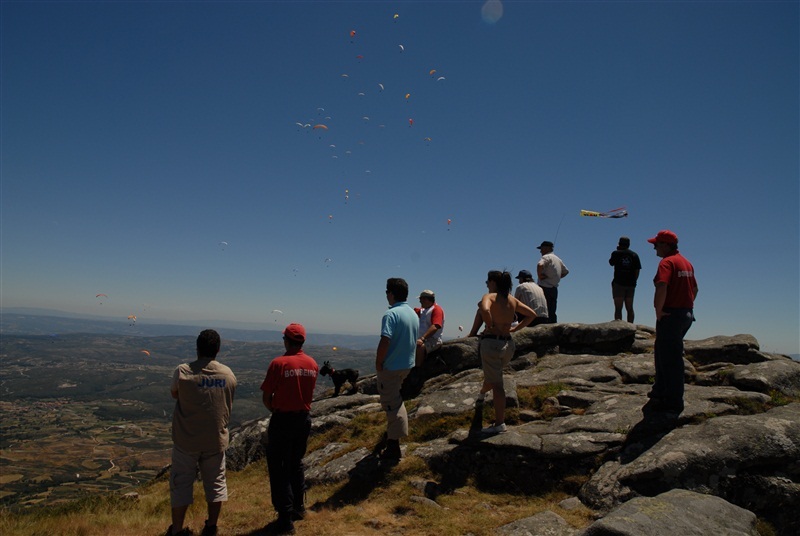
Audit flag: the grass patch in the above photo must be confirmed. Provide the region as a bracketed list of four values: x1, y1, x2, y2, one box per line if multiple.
[517, 383, 568, 411]
[768, 389, 796, 407]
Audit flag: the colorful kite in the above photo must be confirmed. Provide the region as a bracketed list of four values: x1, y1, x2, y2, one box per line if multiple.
[580, 207, 628, 218]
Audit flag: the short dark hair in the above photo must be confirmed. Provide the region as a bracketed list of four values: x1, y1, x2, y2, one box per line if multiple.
[197, 329, 221, 358]
[487, 270, 513, 297]
[386, 277, 409, 301]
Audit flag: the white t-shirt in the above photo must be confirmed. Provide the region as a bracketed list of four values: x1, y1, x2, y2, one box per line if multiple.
[537, 253, 569, 288]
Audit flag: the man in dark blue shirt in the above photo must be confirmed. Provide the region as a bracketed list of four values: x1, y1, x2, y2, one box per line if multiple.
[609, 236, 642, 323]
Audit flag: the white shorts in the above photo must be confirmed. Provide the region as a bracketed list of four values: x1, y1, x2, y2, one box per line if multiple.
[170, 445, 228, 507]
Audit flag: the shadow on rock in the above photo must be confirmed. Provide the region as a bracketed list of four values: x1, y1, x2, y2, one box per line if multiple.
[311, 449, 398, 510]
[619, 409, 680, 464]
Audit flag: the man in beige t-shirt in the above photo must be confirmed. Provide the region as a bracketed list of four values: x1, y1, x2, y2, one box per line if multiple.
[168, 329, 236, 536]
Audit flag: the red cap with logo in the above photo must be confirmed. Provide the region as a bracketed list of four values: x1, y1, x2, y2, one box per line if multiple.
[283, 323, 306, 342]
[647, 230, 678, 245]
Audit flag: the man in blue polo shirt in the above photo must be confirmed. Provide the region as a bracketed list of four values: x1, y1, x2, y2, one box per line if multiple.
[375, 277, 419, 461]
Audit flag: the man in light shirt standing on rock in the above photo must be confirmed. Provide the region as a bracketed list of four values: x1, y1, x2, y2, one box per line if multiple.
[168, 329, 237, 536]
[536, 241, 569, 323]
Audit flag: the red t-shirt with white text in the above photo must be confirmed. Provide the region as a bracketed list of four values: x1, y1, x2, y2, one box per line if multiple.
[260, 351, 318, 412]
[654, 251, 697, 309]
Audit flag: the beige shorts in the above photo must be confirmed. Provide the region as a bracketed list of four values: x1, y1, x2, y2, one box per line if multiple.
[377, 368, 411, 440]
[480, 337, 515, 385]
[170, 444, 228, 507]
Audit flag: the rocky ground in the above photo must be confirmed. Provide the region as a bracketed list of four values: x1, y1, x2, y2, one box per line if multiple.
[225, 322, 800, 536]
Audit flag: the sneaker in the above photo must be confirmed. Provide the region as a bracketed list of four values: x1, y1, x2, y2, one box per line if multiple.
[481, 423, 507, 434]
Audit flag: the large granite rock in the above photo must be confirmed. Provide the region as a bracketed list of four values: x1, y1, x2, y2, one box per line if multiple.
[225, 324, 800, 535]
[578, 488, 758, 536]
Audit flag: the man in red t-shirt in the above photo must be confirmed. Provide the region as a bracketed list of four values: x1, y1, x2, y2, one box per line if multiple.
[261, 323, 318, 534]
[645, 230, 698, 416]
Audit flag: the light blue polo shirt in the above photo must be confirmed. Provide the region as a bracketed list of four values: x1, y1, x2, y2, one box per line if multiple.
[380, 301, 419, 371]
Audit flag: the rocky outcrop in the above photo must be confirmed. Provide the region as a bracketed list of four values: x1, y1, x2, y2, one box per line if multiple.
[226, 323, 800, 535]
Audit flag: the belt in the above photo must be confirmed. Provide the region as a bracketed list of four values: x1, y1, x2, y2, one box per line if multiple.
[481, 334, 512, 341]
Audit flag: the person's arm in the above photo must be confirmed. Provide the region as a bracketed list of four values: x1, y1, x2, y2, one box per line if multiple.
[632, 269, 640, 282]
[478, 294, 493, 330]
[511, 300, 536, 332]
[262, 389, 273, 411]
[560, 263, 569, 278]
[654, 282, 668, 321]
[537, 260, 547, 281]
[467, 309, 483, 337]
[170, 368, 179, 399]
[417, 325, 438, 346]
[376, 336, 390, 371]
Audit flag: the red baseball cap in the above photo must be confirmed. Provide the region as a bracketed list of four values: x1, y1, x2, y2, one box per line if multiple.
[647, 230, 678, 245]
[283, 323, 306, 342]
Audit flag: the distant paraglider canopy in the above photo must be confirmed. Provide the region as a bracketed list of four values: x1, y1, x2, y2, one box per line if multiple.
[141, 350, 150, 357]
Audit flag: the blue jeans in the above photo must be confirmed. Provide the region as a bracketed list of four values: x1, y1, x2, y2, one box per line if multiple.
[266, 412, 311, 516]
[652, 308, 694, 407]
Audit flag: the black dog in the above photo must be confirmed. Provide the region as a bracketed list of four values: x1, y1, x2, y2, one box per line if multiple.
[319, 360, 359, 396]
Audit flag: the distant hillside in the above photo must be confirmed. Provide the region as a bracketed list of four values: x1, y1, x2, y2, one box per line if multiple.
[0, 310, 378, 350]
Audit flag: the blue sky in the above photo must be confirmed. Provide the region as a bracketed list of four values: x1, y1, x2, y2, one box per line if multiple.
[2, 1, 798, 353]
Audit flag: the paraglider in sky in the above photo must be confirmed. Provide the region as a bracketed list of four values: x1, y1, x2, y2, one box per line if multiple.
[408, 118, 414, 127]
[324, 257, 333, 267]
[96, 293, 108, 304]
[271, 309, 283, 322]
[393, 13, 399, 20]
[405, 93, 411, 101]
[423, 137, 432, 143]
[398, 44, 405, 52]
[341, 73, 349, 79]
[378, 83, 384, 91]
[458, 325, 464, 332]
[332, 346, 338, 351]
[344, 189, 349, 203]
[328, 214, 333, 223]
[349, 29, 356, 42]
[219, 241, 228, 250]
[314, 124, 328, 139]
[141, 350, 150, 357]
[447, 218, 452, 230]
[580, 207, 628, 218]
[429, 69, 437, 76]
[127, 314, 137, 325]
[356, 55, 364, 60]
[437, 76, 446, 82]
